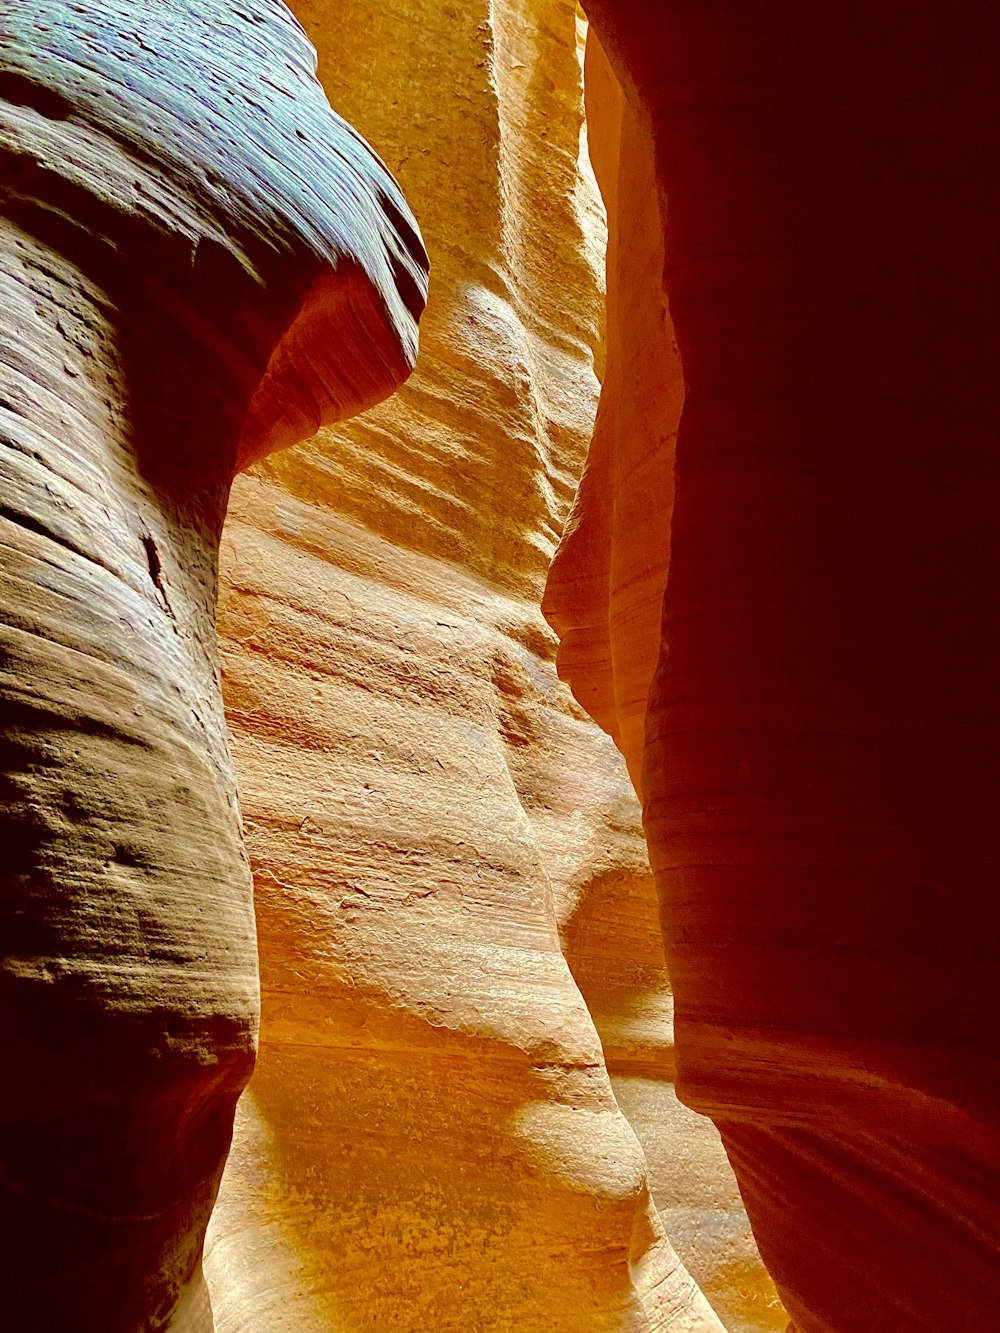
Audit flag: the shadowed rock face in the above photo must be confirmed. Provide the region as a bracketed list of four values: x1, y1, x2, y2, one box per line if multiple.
[550, 3, 1000, 1330]
[0, 3, 425, 1328]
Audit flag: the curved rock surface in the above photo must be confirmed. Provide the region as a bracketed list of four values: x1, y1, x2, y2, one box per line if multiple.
[206, 2, 736, 1330]
[550, 3, 1000, 1330]
[0, 2, 424, 1328]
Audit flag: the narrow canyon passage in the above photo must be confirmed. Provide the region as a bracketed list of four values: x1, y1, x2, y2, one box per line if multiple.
[553, 4, 1000, 1331]
[5, 1, 996, 1330]
[207, 3, 779, 1331]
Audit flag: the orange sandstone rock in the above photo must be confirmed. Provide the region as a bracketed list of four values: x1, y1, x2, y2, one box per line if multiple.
[0, 3, 423, 1328]
[207, 3, 725, 1330]
[545, 33, 679, 801]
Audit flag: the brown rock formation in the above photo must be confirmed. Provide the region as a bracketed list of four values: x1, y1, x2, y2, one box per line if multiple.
[549, 4, 1000, 1331]
[206, 2, 729, 1330]
[0, 3, 424, 1328]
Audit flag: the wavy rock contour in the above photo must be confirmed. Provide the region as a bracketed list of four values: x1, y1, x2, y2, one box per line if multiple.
[550, 4, 1000, 1330]
[206, 2, 727, 1330]
[0, 3, 425, 1328]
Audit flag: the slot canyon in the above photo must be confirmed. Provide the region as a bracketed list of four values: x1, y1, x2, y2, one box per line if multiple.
[0, 2, 997, 1332]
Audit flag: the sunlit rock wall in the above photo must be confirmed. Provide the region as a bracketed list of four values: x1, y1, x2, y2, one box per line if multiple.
[205, 3, 724, 1330]
[0, 2, 424, 1328]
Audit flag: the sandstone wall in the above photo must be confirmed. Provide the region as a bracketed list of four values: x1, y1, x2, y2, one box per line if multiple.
[206, 2, 724, 1329]
[545, 31, 784, 1333]
[0, 3, 423, 1327]
[551, 4, 1000, 1330]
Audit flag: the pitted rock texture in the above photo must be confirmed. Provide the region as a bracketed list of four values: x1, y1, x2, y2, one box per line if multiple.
[550, 3, 1000, 1331]
[206, 2, 726, 1330]
[0, 2, 424, 1328]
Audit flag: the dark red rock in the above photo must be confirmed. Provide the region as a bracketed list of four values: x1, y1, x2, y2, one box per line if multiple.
[550, 3, 1000, 1327]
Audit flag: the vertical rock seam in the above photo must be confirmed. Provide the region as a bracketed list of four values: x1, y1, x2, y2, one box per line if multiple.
[0, 2, 425, 1329]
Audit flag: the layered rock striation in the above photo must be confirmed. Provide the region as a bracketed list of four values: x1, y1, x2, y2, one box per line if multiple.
[0, 2, 424, 1327]
[206, 2, 731, 1330]
[550, 3, 1000, 1330]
